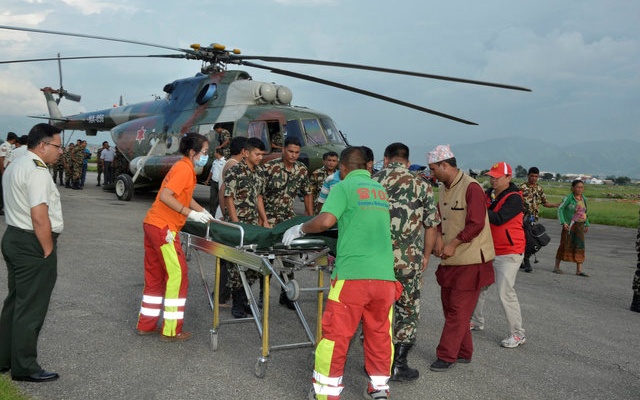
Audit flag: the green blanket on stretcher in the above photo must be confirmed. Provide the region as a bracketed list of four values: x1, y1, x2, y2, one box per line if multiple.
[181, 216, 337, 253]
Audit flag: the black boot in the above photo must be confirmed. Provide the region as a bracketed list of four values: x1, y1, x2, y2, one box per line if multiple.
[631, 293, 640, 313]
[523, 257, 533, 273]
[231, 289, 248, 318]
[279, 271, 296, 310]
[390, 343, 419, 382]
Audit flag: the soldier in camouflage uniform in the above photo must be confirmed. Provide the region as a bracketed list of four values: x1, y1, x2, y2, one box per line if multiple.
[223, 138, 268, 318]
[310, 151, 339, 214]
[96, 146, 103, 186]
[631, 209, 640, 312]
[53, 148, 65, 186]
[262, 137, 313, 225]
[372, 142, 440, 382]
[113, 146, 130, 181]
[214, 124, 231, 159]
[261, 137, 313, 309]
[63, 143, 74, 188]
[519, 167, 560, 272]
[70, 141, 85, 189]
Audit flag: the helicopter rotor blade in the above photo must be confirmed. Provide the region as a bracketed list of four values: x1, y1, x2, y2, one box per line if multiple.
[0, 25, 194, 54]
[231, 55, 531, 92]
[241, 61, 478, 125]
[0, 54, 186, 65]
[57, 53, 63, 88]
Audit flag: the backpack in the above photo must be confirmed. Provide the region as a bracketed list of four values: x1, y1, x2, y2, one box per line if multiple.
[524, 220, 551, 256]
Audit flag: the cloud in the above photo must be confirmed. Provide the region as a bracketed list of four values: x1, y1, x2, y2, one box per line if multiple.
[59, 0, 135, 15]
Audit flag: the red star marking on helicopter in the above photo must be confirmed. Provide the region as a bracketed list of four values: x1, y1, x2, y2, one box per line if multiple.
[136, 126, 146, 143]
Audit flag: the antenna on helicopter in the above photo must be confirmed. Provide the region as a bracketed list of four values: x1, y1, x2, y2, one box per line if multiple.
[55, 53, 82, 104]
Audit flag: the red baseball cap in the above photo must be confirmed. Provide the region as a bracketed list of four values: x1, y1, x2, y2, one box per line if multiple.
[486, 161, 512, 178]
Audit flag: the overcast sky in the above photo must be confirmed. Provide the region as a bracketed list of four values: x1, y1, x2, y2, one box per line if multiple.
[1, 0, 638, 161]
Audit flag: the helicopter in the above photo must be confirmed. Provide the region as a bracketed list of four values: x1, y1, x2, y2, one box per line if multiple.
[0, 25, 531, 201]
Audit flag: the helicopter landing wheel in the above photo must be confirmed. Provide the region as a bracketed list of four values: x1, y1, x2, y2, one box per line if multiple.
[115, 174, 134, 201]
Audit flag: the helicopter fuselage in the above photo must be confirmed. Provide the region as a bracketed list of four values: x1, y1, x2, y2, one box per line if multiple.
[45, 69, 348, 191]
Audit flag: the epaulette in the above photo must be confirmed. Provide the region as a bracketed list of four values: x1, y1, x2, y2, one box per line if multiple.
[33, 159, 47, 169]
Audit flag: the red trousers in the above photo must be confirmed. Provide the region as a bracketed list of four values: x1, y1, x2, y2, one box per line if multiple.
[435, 262, 494, 362]
[436, 287, 481, 362]
[136, 223, 189, 336]
[312, 279, 399, 399]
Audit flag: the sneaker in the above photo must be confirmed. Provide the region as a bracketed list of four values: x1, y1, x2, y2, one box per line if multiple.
[501, 333, 526, 348]
[363, 388, 389, 400]
[470, 323, 484, 331]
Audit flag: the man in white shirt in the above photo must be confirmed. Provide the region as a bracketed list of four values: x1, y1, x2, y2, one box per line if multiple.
[206, 148, 226, 213]
[99, 141, 116, 186]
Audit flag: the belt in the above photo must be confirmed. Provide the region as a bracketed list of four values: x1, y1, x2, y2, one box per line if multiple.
[8, 225, 61, 238]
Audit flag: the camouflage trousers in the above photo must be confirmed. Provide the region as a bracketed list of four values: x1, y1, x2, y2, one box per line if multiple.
[393, 269, 423, 344]
[72, 163, 83, 180]
[226, 260, 261, 291]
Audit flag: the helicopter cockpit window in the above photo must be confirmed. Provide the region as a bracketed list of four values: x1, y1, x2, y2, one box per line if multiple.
[285, 120, 304, 144]
[301, 118, 326, 145]
[319, 117, 346, 145]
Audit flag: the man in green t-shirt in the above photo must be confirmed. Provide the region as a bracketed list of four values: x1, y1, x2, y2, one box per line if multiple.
[283, 146, 398, 400]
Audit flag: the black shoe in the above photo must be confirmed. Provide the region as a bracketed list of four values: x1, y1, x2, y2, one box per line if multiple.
[429, 359, 455, 372]
[12, 370, 59, 382]
[279, 291, 296, 310]
[0, 366, 9, 374]
[631, 293, 640, 313]
[96, 183, 101, 186]
[231, 289, 251, 319]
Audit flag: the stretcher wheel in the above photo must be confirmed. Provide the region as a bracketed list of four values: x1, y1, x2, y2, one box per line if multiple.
[254, 357, 267, 378]
[285, 279, 300, 301]
[210, 330, 218, 351]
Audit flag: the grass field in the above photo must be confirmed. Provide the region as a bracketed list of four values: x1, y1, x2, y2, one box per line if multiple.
[443, 178, 640, 229]
[0, 376, 29, 400]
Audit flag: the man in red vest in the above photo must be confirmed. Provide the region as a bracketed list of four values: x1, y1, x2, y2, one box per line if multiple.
[471, 161, 527, 348]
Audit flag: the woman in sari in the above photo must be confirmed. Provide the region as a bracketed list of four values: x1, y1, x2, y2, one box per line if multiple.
[554, 180, 590, 276]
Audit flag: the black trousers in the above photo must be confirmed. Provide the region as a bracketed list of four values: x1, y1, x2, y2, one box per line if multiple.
[0, 226, 58, 375]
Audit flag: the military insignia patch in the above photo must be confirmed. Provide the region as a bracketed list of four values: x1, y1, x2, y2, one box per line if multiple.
[33, 159, 47, 168]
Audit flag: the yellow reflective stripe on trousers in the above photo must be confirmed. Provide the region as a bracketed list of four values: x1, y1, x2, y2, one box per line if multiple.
[160, 236, 183, 335]
[327, 279, 345, 302]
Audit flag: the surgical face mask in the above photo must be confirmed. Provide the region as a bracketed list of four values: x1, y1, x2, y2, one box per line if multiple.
[194, 154, 209, 167]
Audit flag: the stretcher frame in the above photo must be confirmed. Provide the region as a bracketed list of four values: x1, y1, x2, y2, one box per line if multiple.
[180, 220, 331, 378]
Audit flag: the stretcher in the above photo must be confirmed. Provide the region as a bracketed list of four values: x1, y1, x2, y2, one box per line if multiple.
[180, 216, 335, 378]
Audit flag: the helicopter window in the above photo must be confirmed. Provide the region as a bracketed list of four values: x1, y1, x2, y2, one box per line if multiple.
[285, 120, 304, 145]
[319, 117, 346, 145]
[196, 84, 217, 105]
[248, 121, 269, 145]
[301, 118, 326, 145]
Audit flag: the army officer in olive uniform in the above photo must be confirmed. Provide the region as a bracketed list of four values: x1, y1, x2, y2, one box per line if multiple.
[0, 123, 64, 383]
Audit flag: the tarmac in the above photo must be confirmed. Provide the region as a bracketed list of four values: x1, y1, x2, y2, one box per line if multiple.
[1, 171, 639, 400]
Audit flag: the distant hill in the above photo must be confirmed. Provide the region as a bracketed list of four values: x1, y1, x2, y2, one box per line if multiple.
[410, 137, 640, 179]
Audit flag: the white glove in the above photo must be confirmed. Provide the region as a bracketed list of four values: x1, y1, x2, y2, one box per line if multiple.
[203, 209, 215, 221]
[187, 210, 211, 224]
[282, 223, 305, 246]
